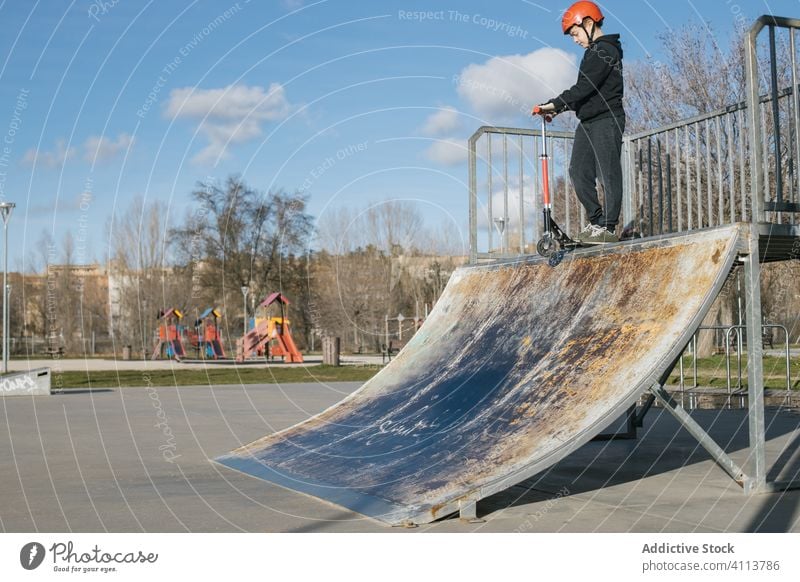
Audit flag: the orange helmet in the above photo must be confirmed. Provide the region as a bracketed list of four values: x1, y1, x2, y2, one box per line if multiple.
[561, 1, 604, 35]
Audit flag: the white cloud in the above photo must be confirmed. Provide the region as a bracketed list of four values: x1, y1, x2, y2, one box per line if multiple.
[424, 138, 468, 166]
[420, 106, 461, 136]
[83, 133, 134, 162]
[23, 134, 134, 168]
[22, 139, 76, 168]
[423, 49, 576, 167]
[456, 48, 577, 122]
[166, 83, 294, 165]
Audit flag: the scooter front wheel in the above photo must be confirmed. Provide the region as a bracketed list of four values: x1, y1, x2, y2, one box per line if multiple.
[537, 234, 560, 257]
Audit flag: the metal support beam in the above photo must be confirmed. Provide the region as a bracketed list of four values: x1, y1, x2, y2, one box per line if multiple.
[458, 499, 484, 523]
[593, 405, 639, 441]
[744, 230, 768, 493]
[649, 383, 748, 489]
[633, 393, 656, 427]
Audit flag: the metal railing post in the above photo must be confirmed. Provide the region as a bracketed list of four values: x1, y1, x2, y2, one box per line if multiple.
[469, 133, 478, 264]
[622, 139, 633, 230]
[746, 18, 767, 223]
[768, 26, 784, 206]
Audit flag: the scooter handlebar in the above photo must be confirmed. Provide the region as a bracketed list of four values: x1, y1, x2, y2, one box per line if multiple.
[531, 105, 553, 123]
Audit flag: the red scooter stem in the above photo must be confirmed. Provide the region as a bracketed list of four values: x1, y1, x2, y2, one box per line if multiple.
[541, 156, 551, 207]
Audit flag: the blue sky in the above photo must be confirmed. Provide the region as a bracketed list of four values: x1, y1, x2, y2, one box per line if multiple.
[0, 0, 796, 269]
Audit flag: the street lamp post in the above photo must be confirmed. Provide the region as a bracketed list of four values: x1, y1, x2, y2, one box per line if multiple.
[142, 298, 148, 359]
[5, 284, 10, 364]
[241, 285, 249, 337]
[493, 217, 506, 256]
[0, 202, 15, 374]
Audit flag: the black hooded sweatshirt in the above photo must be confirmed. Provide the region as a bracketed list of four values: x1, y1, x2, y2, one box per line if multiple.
[549, 33, 624, 123]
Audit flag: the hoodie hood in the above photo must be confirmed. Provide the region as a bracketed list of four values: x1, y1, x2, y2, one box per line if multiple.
[593, 33, 623, 59]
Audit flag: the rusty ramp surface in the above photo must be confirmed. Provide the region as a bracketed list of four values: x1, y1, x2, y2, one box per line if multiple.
[215, 225, 745, 525]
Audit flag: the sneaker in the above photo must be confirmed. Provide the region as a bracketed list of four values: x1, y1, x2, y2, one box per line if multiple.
[574, 224, 619, 245]
[573, 223, 595, 243]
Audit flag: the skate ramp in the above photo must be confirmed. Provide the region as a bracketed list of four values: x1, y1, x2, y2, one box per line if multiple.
[216, 225, 745, 525]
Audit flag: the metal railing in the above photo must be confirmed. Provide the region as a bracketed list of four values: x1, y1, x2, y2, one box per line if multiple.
[630, 18, 800, 238]
[676, 324, 792, 395]
[468, 126, 579, 263]
[625, 103, 752, 237]
[747, 16, 800, 221]
[724, 324, 792, 393]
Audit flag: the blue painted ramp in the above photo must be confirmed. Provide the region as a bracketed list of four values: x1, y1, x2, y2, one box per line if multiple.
[216, 225, 746, 525]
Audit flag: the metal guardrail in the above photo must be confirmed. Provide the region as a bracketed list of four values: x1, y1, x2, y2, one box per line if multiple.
[676, 324, 792, 396]
[724, 324, 792, 394]
[468, 126, 579, 263]
[747, 16, 800, 221]
[629, 19, 800, 238]
[626, 103, 751, 237]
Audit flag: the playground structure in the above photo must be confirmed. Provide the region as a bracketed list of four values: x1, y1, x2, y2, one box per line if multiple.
[148, 296, 305, 363]
[235, 293, 303, 363]
[187, 307, 226, 359]
[217, 15, 800, 525]
[151, 308, 186, 360]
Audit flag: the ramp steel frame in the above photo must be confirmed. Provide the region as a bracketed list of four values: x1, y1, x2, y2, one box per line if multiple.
[633, 224, 797, 499]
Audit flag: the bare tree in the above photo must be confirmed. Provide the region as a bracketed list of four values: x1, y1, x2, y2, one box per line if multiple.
[312, 200, 463, 352]
[625, 23, 750, 132]
[171, 176, 313, 342]
[107, 196, 185, 357]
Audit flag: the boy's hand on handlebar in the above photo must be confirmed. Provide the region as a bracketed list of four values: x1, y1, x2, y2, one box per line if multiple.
[532, 103, 556, 122]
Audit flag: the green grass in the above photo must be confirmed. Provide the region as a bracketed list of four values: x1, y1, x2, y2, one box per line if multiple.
[19, 353, 800, 391]
[53, 365, 383, 389]
[667, 355, 800, 390]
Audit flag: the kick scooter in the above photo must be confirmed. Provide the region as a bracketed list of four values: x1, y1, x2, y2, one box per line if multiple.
[531, 105, 581, 267]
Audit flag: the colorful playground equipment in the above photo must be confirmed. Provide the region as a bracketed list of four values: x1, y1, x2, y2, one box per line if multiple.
[151, 308, 186, 360]
[236, 293, 303, 363]
[187, 307, 226, 359]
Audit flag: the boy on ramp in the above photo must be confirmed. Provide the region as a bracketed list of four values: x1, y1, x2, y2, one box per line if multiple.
[537, 1, 626, 245]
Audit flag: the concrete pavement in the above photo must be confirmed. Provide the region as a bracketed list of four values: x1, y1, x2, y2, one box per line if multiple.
[0, 383, 798, 532]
